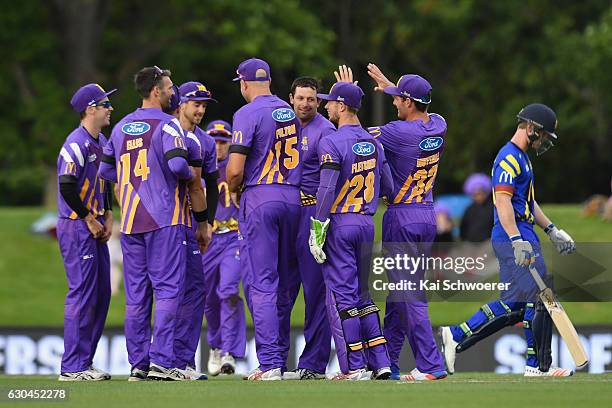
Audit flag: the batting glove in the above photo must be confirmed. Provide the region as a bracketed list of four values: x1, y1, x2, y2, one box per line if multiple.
[545, 224, 576, 255]
[510, 235, 534, 267]
[309, 217, 330, 264]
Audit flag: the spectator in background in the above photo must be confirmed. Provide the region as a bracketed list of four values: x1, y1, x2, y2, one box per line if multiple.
[460, 173, 494, 242]
[434, 202, 454, 243]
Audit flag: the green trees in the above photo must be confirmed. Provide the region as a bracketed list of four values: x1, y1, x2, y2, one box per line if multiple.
[1, 0, 610, 205]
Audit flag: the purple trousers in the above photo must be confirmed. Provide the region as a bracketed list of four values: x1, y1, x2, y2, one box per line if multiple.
[382, 204, 445, 373]
[121, 225, 186, 370]
[289, 204, 332, 373]
[173, 227, 206, 368]
[240, 185, 300, 371]
[202, 231, 246, 358]
[57, 217, 111, 373]
[322, 214, 390, 373]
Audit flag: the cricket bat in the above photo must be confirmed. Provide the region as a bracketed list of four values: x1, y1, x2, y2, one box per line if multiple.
[528, 264, 589, 368]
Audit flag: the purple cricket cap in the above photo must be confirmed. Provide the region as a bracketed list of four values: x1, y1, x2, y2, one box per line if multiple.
[384, 74, 432, 104]
[179, 81, 218, 103]
[206, 120, 232, 141]
[463, 173, 492, 196]
[317, 82, 365, 110]
[70, 83, 116, 113]
[232, 58, 271, 82]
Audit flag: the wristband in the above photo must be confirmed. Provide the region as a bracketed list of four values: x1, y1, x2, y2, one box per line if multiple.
[510, 234, 522, 242]
[544, 223, 555, 234]
[193, 209, 209, 223]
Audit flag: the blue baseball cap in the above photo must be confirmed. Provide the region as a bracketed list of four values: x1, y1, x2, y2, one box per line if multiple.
[317, 82, 365, 110]
[70, 83, 116, 113]
[206, 120, 232, 141]
[179, 81, 218, 103]
[232, 58, 271, 82]
[384, 74, 432, 104]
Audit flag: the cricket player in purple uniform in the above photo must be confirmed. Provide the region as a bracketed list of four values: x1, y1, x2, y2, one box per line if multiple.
[172, 81, 219, 380]
[202, 120, 247, 376]
[99, 66, 208, 381]
[57, 84, 115, 381]
[309, 81, 393, 381]
[440, 104, 575, 377]
[366, 64, 448, 381]
[226, 58, 302, 381]
[283, 77, 335, 380]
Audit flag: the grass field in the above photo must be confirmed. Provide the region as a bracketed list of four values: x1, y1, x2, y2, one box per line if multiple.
[0, 374, 611, 408]
[0, 205, 611, 327]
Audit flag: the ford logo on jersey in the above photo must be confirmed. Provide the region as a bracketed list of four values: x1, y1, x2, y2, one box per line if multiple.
[352, 142, 376, 156]
[122, 121, 150, 136]
[272, 108, 296, 122]
[419, 136, 444, 151]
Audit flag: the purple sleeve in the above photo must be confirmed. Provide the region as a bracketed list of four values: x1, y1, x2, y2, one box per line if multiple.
[168, 156, 193, 180]
[229, 108, 255, 154]
[315, 168, 340, 221]
[185, 132, 203, 167]
[99, 137, 117, 182]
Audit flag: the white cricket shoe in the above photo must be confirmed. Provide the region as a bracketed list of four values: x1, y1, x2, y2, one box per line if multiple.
[401, 368, 448, 381]
[220, 353, 236, 375]
[128, 367, 148, 382]
[246, 367, 282, 381]
[147, 363, 189, 381]
[58, 369, 103, 381]
[371, 367, 392, 380]
[327, 368, 372, 381]
[524, 365, 573, 377]
[439, 326, 458, 374]
[182, 365, 208, 380]
[283, 368, 326, 380]
[208, 348, 222, 376]
[88, 365, 111, 380]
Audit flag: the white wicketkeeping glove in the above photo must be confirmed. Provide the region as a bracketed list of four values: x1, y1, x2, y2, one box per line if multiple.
[309, 217, 330, 264]
[511, 236, 534, 267]
[546, 224, 576, 255]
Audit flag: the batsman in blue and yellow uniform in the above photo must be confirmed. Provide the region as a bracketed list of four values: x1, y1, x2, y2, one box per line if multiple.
[440, 103, 577, 377]
[310, 81, 393, 380]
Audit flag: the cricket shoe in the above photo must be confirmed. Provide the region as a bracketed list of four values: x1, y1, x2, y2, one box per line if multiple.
[524, 366, 573, 377]
[439, 326, 458, 374]
[128, 367, 149, 382]
[58, 369, 104, 381]
[147, 363, 189, 381]
[371, 367, 392, 380]
[283, 368, 326, 380]
[327, 369, 372, 381]
[208, 348, 222, 376]
[88, 365, 111, 380]
[401, 368, 448, 381]
[246, 367, 282, 381]
[182, 365, 208, 380]
[220, 353, 236, 375]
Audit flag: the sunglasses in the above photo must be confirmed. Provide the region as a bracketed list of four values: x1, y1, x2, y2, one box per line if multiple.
[93, 100, 112, 109]
[185, 89, 213, 99]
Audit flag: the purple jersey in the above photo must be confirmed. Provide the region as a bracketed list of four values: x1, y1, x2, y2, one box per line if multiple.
[57, 126, 108, 219]
[196, 127, 218, 175]
[213, 157, 239, 233]
[300, 113, 336, 196]
[368, 114, 446, 204]
[230, 95, 302, 188]
[102, 108, 190, 234]
[318, 125, 386, 216]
